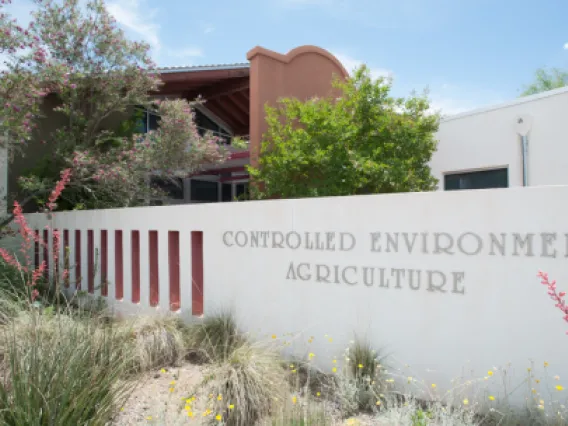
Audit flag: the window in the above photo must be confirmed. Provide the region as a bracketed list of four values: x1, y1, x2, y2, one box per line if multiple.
[190, 179, 219, 202]
[134, 106, 160, 133]
[194, 108, 231, 144]
[235, 182, 249, 200]
[151, 177, 184, 200]
[444, 168, 508, 191]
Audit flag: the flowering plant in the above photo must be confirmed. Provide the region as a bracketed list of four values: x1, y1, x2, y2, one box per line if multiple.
[538, 271, 568, 335]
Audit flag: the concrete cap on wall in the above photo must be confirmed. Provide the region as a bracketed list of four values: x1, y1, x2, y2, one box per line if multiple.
[246, 45, 349, 79]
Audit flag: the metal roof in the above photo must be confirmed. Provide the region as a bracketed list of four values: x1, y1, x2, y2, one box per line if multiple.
[157, 63, 250, 74]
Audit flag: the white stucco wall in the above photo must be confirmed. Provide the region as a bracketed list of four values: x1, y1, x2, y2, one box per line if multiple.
[21, 186, 568, 407]
[432, 86, 568, 189]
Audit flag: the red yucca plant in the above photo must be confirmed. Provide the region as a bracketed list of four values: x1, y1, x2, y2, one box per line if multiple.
[538, 271, 568, 335]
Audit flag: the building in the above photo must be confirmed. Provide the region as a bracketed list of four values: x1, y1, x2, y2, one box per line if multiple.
[431, 86, 568, 192]
[0, 45, 349, 211]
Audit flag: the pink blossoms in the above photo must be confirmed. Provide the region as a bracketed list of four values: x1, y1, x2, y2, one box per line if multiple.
[538, 271, 568, 335]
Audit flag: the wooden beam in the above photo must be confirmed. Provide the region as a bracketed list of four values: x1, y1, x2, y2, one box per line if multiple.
[228, 93, 249, 114]
[186, 77, 250, 101]
[214, 98, 248, 126]
[201, 101, 240, 132]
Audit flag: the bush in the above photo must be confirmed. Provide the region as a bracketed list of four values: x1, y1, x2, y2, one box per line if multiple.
[0, 309, 134, 425]
[335, 338, 388, 416]
[186, 311, 244, 363]
[199, 340, 289, 426]
[116, 315, 188, 373]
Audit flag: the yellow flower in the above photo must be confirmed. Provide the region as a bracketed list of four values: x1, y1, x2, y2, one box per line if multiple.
[185, 405, 191, 411]
[358, 364, 364, 369]
[290, 364, 294, 369]
[536, 379, 541, 384]
[272, 334, 277, 339]
[229, 404, 234, 410]
[316, 392, 321, 396]
[309, 352, 315, 359]
[407, 376, 413, 383]
[540, 399, 545, 405]
[209, 394, 213, 399]
[489, 396, 495, 401]
[120, 407, 125, 412]
[216, 414, 222, 421]
[160, 369, 166, 373]
[531, 388, 536, 394]
[431, 384, 436, 388]
[376, 400, 381, 406]
[169, 387, 174, 393]
[328, 337, 333, 342]
[463, 399, 469, 405]
[187, 411, 194, 417]
[544, 362, 549, 367]
[217, 394, 223, 401]
[292, 396, 297, 404]
[146, 416, 152, 421]
[527, 368, 532, 372]
[487, 371, 494, 376]
[332, 359, 337, 364]
[556, 385, 564, 391]
[332, 367, 337, 373]
[291, 369, 297, 374]
[386, 379, 394, 383]
[169, 380, 176, 385]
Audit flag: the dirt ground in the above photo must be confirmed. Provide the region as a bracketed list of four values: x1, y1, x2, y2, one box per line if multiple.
[112, 363, 380, 426]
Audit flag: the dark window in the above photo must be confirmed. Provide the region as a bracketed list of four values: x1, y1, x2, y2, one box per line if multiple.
[444, 168, 508, 191]
[150, 177, 183, 200]
[191, 179, 218, 202]
[235, 182, 249, 200]
[194, 108, 231, 144]
[135, 107, 160, 133]
[222, 183, 232, 202]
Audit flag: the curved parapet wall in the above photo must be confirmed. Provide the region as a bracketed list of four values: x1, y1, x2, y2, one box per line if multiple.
[247, 45, 349, 169]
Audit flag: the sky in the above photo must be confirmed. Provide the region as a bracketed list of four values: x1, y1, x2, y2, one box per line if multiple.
[7, 0, 568, 115]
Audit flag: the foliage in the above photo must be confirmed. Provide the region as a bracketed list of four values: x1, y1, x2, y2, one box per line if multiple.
[248, 65, 440, 199]
[0, 309, 135, 426]
[116, 315, 188, 374]
[520, 68, 568, 96]
[199, 339, 289, 426]
[186, 311, 245, 363]
[0, 0, 228, 212]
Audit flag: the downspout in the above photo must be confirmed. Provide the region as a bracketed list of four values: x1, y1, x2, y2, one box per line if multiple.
[514, 115, 533, 187]
[521, 134, 528, 187]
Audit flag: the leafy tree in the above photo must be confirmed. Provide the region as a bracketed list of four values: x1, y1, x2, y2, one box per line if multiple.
[248, 65, 440, 199]
[521, 67, 568, 96]
[0, 0, 228, 216]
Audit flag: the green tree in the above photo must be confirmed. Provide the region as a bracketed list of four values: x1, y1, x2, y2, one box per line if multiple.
[248, 65, 440, 199]
[521, 67, 568, 96]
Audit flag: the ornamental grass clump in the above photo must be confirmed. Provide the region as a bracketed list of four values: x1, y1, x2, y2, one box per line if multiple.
[186, 311, 245, 363]
[0, 308, 134, 426]
[200, 339, 289, 426]
[116, 315, 188, 374]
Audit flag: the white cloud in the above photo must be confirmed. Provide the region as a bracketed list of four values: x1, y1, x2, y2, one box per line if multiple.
[564, 42, 568, 50]
[332, 52, 393, 80]
[166, 47, 204, 59]
[107, 0, 161, 53]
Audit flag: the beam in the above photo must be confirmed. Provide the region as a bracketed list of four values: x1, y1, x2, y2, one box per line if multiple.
[220, 174, 250, 183]
[186, 77, 250, 101]
[213, 98, 248, 126]
[200, 101, 240, 132]
[228, 92, 249, 114]
[192, 166, 247, 176]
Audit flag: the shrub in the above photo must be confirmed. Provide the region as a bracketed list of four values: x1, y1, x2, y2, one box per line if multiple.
[335, 338, 388, 416]
[116, 315, 188, 373]
[199, 339, 289, 426]
[186, 311, 244, 363]
[0, 309, 134, 425]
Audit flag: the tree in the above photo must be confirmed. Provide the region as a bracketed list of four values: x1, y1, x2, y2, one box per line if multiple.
[521, 67, 568, 96]
[248, 65, 440, 199]
[0, 0, 228, 215]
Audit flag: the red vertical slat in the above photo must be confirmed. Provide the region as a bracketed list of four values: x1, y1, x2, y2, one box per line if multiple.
[131, 230, 140, 303]
[168, 231, 180, 311]
[149, 230, 159, 307]
[43, 229, 49, 280]
[75, 230, 81, 289]
[63, 230, 69, 287]
[115, 230, 123, 300]
[191, 231, 204, 316]
[100, 230, 108, 297]
[87, 230, 94, 294]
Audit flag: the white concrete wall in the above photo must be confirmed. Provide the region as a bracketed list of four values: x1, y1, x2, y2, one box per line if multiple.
[21, 187, 568, 406]
[432, 87, 568, 189]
